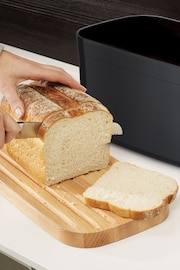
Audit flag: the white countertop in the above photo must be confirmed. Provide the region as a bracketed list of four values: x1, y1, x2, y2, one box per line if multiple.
[0, 44, 180, 270]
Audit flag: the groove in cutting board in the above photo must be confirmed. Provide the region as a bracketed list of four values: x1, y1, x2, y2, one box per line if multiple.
[0, 149, 169, 248]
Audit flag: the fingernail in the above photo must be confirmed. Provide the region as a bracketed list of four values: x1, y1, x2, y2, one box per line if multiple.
[14, 107, 22, 119]
[83, 86, 87, 92]
[80, 85, 87, 92]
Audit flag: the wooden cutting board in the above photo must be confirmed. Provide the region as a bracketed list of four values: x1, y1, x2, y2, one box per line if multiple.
[0, 149, 169, 248]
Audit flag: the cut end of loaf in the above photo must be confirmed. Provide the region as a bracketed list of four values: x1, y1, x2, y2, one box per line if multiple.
[83, 162, 178, 220]
[44, 111, 113, 185]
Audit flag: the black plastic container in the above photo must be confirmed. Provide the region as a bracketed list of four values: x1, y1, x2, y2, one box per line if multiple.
[77, 15, 180, 166]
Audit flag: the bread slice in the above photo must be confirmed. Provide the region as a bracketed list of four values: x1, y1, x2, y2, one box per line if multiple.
[83, 161, 178, 220]
[2, 81, 122, 186]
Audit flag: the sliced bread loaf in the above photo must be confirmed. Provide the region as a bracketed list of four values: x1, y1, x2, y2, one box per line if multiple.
[2, 81, 122, 186]
[83, 161, 178, 220]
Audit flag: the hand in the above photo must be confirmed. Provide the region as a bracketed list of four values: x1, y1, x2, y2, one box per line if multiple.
[0, 50, 86, 118]
[0, 107, 20, 148]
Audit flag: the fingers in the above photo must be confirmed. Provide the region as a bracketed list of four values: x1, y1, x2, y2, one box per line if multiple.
[28, 63, 86, 92]
[0, 108, 20, 149]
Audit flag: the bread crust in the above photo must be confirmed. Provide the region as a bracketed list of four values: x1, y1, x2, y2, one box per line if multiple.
[84, 190, 178, 220]
[1, 81, 113, 139]
[84, 197, 167, 220]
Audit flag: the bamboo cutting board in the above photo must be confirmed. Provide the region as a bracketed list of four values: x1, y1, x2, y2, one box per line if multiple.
[0, 149, 169, 248]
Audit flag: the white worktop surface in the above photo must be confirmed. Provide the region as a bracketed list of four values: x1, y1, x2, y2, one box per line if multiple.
[0, 44, 180, 270]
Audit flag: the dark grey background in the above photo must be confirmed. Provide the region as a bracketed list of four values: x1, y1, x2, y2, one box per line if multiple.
[0, 0, 180, 65]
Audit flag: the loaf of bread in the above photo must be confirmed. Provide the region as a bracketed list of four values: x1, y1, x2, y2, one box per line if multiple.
[83, 161, 178, 220]
[1, 81, 122, 186]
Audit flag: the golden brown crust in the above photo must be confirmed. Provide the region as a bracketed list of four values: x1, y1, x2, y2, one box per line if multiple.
[1, 96, 14, 117]
[4, 138, 46, 183]
[30, 83, 80, 110]
[30, 81, 99, 105]
[1, 81, 112, 140]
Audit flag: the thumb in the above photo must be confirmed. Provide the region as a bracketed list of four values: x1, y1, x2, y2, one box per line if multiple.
[2, 86, 25, 119]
